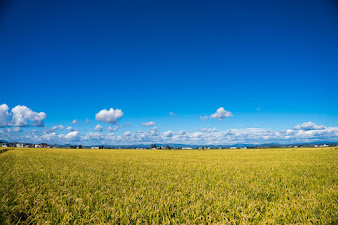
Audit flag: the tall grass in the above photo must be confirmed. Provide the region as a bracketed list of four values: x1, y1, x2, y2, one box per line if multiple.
[0, 148, 337, 224]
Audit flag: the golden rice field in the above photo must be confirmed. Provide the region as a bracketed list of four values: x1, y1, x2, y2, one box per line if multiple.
[0, 147, 337, 224]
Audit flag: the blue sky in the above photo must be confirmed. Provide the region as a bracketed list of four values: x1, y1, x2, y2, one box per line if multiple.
[0, 0, 338, 145]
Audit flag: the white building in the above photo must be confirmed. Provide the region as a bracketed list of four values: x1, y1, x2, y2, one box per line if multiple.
[182, 147, 192, 149]
[230, 147, 237, 149]
[91, 147, 99, 149]
[2, 143, 7, 148]
[35, 144, 41, 148]
[16, 143, 24, 148]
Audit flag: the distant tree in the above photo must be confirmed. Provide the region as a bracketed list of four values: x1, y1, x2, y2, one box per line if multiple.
[79, 145, 82, 149]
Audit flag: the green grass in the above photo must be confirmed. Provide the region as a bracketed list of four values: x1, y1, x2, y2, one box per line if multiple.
[0, 148, 337, 224]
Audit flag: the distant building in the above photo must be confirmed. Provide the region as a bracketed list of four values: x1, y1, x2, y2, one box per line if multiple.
[91, 147, 99, 149]
[2, 143, 7, 148]
[16, 143, 24, 148]
[230, 147, 237, 149]
[182, 147, 192, 149]
[35, 144, 41, 148]
[41, 143, 48, 148]
[240, 147, 247, 149]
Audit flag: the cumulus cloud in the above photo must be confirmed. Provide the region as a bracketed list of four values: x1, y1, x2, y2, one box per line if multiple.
[199, 128, 218, 133]
[95, 108, 123, 124]
[106, 125, 119, 132]
[0, 104, 11, 127]
[94, 125, 103, 132]
[190, 132, 204, 139]
[72, 119, 79, 124]
[294, 121, 325, 131]
[51, 125, 65, 130]
[64, 131, 80, 141]
[0, 104, 47, 127]
[124, 131, 132, 136]
[141, 121, 156, 127]
[11, 105, 47, 127]
[209, 107, 233, 120]
[6, 127, 21, 133]
[1, 120, 337, 146]
[178, 130, 186, 135]
[163, 130, 173, 137]
[66, 126, 74, 131]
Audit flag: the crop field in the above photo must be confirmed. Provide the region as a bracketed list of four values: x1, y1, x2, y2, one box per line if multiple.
[0, 147, 337, 224]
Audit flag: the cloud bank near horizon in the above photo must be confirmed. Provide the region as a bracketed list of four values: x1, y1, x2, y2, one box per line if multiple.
[1, 120, 337, 146]
[1, 104, 337, 146]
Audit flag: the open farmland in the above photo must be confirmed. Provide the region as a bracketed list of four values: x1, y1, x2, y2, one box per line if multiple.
[0, 147, 337, 224]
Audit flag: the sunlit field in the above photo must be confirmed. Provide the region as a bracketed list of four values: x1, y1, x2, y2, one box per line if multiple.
[0, 147, 337, 224]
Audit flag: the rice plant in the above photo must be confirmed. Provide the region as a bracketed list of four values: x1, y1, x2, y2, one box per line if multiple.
[0, 147, 337, 224]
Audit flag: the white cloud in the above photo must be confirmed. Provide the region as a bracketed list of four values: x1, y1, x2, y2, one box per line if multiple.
[294, 121, 325, 131]
[66, 126, 74, 131]
[124, 131, 132, 136]
[95, 108, 123, 124]
[0, 104, 47, 127]
[178, 130, 186, 135]
[11, 105, 47, 127]
[0, 104, 11, 127]
[106, 125, 119, 132]
[141, 121, 156, 127]
[51, 125, 65, 130]
[6, 127, 21, 133]
[163, 130, 173, 137]
[199, 128, 218, 133]
[94, 125, 103, 132]
[64, 131, 80, 141]
[82, 132, 105, 143]
[72, 119, 79, 124]
[190, 132, 204, 139]
[209, 107, 233, 120]
[200, 116, 208, 121]
[1, 120, 337, 146]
